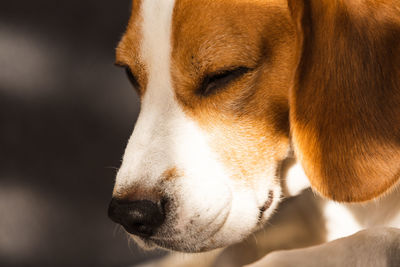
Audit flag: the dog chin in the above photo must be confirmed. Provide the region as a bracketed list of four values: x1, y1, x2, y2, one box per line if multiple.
[130, 220, 255, 253]
[134, 236, 237, 253]
[131, 229, 231, 253]
[131, 236, 204, 253]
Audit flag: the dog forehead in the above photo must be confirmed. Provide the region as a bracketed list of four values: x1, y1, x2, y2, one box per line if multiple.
[116, 0, 287, 66]
[173, 0, 293, 71]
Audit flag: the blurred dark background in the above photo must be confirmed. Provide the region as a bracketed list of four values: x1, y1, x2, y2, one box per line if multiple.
[0, 0, 162, 266]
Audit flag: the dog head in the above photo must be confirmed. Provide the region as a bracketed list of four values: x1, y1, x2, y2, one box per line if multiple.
[108, 0, 400, 252]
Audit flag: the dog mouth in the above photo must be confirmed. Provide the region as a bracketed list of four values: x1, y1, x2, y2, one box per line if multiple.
[142, 204, 232, 252]
[133, 190, 276, 252]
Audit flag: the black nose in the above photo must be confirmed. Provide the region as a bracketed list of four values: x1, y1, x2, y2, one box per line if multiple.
[108, 198, 166, 238]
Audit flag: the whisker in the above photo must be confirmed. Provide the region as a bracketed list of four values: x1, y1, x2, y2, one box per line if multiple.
[112, 224, 120, 237]
[252, 232, 259, 246]
[127, 237, 136, 254]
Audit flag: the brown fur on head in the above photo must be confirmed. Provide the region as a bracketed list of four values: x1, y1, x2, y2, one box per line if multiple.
[110, 0, 400, 253]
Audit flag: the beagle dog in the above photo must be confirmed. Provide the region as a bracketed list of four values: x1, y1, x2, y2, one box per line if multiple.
[108, 0, 400, 266]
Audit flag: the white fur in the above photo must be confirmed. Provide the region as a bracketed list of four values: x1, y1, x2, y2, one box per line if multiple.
[114, 0, 281, 252]
[284, 162, 311, 196]
[322, 201, 363, 241]
[283, 163, 400, 242]
[113, 0, 400, 259]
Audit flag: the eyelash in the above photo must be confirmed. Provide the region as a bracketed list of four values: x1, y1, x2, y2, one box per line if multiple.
[197, 67, 250, 96]
[116, 64, 249, 97]
[124, 67, 140, 90]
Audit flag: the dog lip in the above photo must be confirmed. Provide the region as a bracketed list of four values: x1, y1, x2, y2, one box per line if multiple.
[145, 203, 232, 252]
[258, 190, 274, 220]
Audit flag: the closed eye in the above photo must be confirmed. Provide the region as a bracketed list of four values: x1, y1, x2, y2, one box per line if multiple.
[114, 63, 140, 92]
[197, 67, 250, 96]
[125, 67, 140, 90]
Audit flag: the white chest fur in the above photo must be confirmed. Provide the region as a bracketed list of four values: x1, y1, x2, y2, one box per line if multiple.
[284, 161, 400, 241]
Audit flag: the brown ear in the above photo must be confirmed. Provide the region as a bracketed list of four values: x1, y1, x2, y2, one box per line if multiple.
[288, 0, 400, 202]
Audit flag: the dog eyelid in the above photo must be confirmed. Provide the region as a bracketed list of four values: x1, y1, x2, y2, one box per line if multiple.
[197, 66, 251, 97]
[125, 67, 140, 90]
[114, 63, 141, 93]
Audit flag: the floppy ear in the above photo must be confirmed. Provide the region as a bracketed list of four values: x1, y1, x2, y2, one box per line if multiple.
[287, 0, 400, 202]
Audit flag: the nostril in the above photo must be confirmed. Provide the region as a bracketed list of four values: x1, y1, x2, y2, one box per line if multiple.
[108, 198, 166, 238]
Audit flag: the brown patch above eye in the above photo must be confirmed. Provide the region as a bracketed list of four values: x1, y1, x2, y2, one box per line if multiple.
[115, 1, 148, 96]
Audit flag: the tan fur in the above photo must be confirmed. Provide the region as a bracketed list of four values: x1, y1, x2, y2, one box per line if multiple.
[112, 167, 181, 202]
[161, 167, 181, 181]
[288, 0, 400, 202]
[116, 0, 400, 203]
[116, 0, 148, 96]
[171, 0, 296, 181]
[114, 186, 162, 203]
